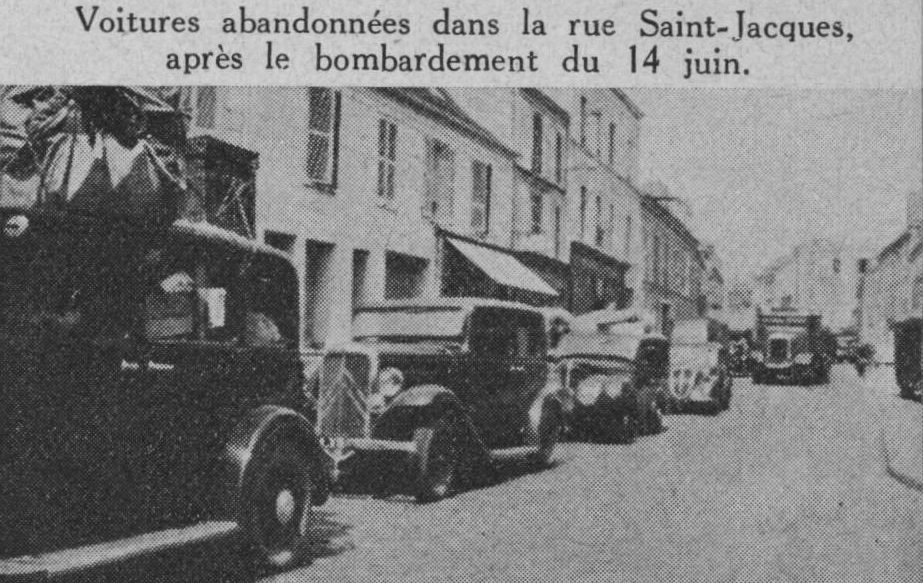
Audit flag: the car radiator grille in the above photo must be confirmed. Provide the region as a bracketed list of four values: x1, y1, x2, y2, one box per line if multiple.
[318, 354, 372, 439]
[768, 339, 789, 363]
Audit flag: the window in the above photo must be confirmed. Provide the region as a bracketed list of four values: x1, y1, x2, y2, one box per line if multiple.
[652, 235, 661, 283]
[579, 186, 587, 239]
[608, 122, 616, 164]
[579, 96, 588, 148]
[423, 138, 455, 221]
[624, 215, 632, 257]
[306, 88, 340, 186]
[554, 133, 563, 184]
[531, 112, 543, 174]
[530, 186, 543, 234]
[595, 196, 603, 247]
[608, 204, 615, 248]
[471, 161, 492, 234]
[377, 119, 397, 200]
[182, 87, 217, 129]
[554, 206, 562, 258]
[593, 112, 603, 158]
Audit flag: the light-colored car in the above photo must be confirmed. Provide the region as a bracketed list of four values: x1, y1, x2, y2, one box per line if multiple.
[667, 318, 732, 413]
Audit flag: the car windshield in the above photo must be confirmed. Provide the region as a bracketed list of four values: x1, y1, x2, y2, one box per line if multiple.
[352, 307, 466, 340]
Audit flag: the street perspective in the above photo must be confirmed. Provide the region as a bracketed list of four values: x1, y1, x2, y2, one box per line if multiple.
[0, 85, 919, 583]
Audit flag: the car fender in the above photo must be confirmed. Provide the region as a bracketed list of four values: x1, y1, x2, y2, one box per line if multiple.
[375, 385, 480, 446]
[527, 392, 563, 442]
[216, 405, 330, 519]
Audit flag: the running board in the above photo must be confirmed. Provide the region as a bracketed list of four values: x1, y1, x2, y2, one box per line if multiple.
[489, 446, 538, 462]
[0, 521, 238, 580]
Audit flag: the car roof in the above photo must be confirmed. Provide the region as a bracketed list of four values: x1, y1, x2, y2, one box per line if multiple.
[357, 297, 546, 314]
[552, 331, 666, 360]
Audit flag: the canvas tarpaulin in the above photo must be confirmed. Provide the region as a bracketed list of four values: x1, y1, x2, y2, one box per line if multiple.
[0, 86, 202, 224]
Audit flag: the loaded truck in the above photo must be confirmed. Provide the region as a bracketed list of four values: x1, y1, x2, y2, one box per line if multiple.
[750, 308, 834, 385]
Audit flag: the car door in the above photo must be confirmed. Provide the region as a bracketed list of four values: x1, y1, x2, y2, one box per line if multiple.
[467, 307, 518, 446]
[507, 309, 549, 442]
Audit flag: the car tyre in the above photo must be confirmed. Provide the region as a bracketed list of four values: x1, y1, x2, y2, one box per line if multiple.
[239, 434, 317, 571]
[530, 404, 561, 467]
[640, 401, 664, 435]
[413, 416, 462, 503]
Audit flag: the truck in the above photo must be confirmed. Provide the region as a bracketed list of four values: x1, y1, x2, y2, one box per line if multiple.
[0, 86, 330, 578]
[750, 309, 834, 386]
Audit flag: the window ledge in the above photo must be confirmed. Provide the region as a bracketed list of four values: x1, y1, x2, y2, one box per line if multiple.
[304, 181, 337, 195]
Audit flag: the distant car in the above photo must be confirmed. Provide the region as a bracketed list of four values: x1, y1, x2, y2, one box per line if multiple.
[666, 319, 733, 413]
[892, 317, 922, 400]
[551, 331, 669, 441]
[316, 298, 563, 502]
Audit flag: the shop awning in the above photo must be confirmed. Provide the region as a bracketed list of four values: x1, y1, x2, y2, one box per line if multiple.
[446, 237, 558, 296]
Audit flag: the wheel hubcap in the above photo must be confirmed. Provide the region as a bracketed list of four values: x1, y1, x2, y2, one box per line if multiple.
[275, 489, 295, 525]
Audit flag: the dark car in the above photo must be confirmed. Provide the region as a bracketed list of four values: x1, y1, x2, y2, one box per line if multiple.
[892, 317, 922, 400]
[316, 298, 563, 502]
[0, 209, 328, 576]
[550, 332, 668, 442]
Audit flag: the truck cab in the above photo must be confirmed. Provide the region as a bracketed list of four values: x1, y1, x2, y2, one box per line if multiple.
[0, 208, 328, 575]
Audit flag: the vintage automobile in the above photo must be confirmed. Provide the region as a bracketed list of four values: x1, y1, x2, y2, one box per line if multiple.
[316, 298, 563, 502]
[666, 319, 732, 413]
[550, 332, 669, 442]
[751, 309, 834, 385]
[892, 317, 922, 400]
[0, 209, 329, 576]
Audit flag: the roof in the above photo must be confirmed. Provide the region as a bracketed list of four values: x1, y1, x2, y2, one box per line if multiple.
[610, 89, 645, 120]
[553, 332, 663, 360]
[170, 219, 292, 262]
[640, 195, 704, 267]
[356, 297, 546, 314]
[877, 230, 913, 261]
[374, 88, 518, 158]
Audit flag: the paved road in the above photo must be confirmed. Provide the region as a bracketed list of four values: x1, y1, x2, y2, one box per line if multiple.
[96, 365, 921, 583]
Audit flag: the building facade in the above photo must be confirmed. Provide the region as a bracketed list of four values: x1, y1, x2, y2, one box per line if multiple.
[640, 194, 706, 334]
[752, 238, 858, 332]
[184, 86, 551, 351]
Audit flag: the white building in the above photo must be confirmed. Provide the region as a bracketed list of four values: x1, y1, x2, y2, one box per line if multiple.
[183, 86, 528, 350]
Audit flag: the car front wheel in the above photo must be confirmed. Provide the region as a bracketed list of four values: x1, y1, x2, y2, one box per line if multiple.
[413, 417, 462, 503]
[240, 435, 317, 571]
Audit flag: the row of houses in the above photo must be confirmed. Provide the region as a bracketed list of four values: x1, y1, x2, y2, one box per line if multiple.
[751, 238, 859, 331]
[856, 191, 922, 361]
[180, 86, 717, 351]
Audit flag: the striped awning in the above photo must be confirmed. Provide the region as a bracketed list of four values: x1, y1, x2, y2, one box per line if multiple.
[446, 237, 557, 297]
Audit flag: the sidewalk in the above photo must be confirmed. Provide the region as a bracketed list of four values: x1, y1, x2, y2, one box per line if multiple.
[865, 365, 923, 491]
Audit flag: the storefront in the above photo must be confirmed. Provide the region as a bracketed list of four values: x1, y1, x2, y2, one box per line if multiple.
[439, 231, 559, 306]
[569, 241, 631, 315]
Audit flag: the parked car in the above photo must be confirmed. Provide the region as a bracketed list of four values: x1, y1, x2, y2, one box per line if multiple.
[316, 298, 563, 502]
[666, 319, 732, 413]
[892, 317, 922, 400]
[551, 331, 669, 441]
[0, 210, 329, 575]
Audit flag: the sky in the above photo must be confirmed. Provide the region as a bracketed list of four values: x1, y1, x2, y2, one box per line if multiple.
[626, 89, 923, 279]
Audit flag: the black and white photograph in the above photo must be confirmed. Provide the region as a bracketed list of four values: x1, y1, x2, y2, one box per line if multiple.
[0, 82, 919, 582]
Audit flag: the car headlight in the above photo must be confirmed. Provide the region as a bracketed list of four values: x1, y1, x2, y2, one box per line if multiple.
[375, 367, 404, 398]
[794, 353, 813, 365]
[751, 351, 763, 362]
[576, 375, 605, 406]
